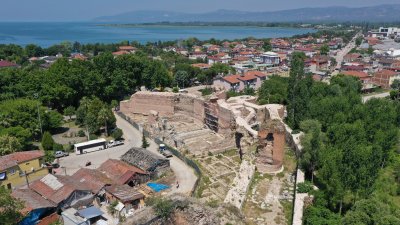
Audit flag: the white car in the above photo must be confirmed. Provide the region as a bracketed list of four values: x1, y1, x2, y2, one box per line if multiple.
[55, 151, 69, 158]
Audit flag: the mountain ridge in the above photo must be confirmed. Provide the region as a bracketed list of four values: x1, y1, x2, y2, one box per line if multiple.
[94, 4, 400, 23]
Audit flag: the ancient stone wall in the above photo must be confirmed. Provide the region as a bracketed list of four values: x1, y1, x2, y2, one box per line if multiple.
[120, 92, 175, 116]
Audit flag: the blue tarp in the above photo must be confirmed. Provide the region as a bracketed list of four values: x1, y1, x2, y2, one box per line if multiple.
[78, 206, 103, 219]
[147, 183, 170, 192]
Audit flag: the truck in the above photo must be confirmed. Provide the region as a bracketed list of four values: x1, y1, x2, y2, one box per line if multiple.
[107, 139, 124, 148]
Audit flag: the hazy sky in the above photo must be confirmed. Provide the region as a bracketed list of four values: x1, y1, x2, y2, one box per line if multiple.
[0, 0, 399, 21]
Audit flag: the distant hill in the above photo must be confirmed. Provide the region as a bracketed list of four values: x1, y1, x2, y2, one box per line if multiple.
[94, 5, 400, 23]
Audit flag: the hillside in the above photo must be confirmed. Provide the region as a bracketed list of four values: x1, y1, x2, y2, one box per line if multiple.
[94, 4, 400, 23]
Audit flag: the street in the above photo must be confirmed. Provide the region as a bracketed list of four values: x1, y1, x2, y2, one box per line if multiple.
[332, 32, 361, 76]
[58, 113, 197, 196]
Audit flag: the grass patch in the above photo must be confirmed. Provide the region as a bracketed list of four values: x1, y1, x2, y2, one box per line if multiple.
[222, 149, 238, 157]
[281, 200, 293, 224]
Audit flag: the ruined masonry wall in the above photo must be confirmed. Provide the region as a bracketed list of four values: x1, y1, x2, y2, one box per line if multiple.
[121, 92, 175, 116]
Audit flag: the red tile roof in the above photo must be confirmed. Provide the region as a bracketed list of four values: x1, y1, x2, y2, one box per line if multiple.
[12, 189, 55, 213]
[71, 168, 113, 194]
[112, 50, 129, 56]
[97, 159, 147, 185]
[374, 69, 398, 78]
[237, 73, 258, 81]
[342, 71, 369, 79]
[30, 174, 91, 204]
[0, 60, 18, 68]
[119, 46, 136, 51]
[221, 74, 241, 84]
[0, 151, 44, 171]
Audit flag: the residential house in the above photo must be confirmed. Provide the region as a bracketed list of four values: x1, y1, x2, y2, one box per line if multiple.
[261, 52, 281, 66]
[12, 189, 56, 225]
[191, 63, 211, 70]
[372, 69, 400, 89]
[343, 53, 362, 63]
[213, 71, 269, 92]
[118, 46, 137, 53]
[112, 50, 130, 56]
[104, 185, 145, 215]
[62, 206, 105, 225]
[0, 150, 48, 189]
[208, 53, 232, 65]
[121, 148, 170, 177]
[30, 174, 93, 210]
[0, 60, 19, 68]
[97, 159, 150, 187]
[188, 52, 207, 61]
[71, 168, 112, 194]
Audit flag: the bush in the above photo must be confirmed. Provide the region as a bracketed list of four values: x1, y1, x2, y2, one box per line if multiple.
[153, 198, 174, 219]
[111, 128, 123, 140]
[53, 143, 64, 152]
[44, 150, 55, 162]
[297, 181, 313, 193]
[89, 134, 98, 140]
[77, 130, 85, 137]
[172, 87, 179, 93]
[201, 88, 213, 96]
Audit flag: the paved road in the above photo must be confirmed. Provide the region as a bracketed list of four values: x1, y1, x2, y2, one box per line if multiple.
[332, 32, 361, 76]
[362, 92, 390, 103]
[58, 113, 197, 196]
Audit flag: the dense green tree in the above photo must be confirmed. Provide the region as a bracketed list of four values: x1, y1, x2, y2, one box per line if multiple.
[174, 70, 190, 88]
[0, 135, 21, 156]
[0, 187, 24, 224]
[41, 131, 55, 151]
[258, 75, 288, 104]
[111, 128, 123, 140]
[64, 106, 75, 120]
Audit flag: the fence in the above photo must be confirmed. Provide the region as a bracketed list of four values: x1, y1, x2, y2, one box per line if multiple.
[116, 111, 202, 196]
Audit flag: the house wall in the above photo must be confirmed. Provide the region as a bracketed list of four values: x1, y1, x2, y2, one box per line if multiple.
[0, 158, 48, 189]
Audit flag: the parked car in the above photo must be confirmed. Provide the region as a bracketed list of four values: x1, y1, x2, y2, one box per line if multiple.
[161, 150, 173, 158]
[55, 151, 68, 158]
[107, 139, 124, 148]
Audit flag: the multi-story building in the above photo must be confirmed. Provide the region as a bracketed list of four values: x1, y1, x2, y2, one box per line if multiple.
[0, 150, 48, 189]
[261, 52, 281, 66]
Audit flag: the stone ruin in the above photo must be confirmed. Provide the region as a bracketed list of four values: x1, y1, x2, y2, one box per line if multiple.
[120, 91, 288, 173]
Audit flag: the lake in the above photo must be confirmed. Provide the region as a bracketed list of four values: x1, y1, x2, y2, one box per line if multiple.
[0, 22, 315, 47]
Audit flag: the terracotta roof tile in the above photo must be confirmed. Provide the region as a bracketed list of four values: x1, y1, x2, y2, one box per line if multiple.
[98, 159, 147, 185]
[0, 151, 44, 171]
[342, 71, 369, 79]
[12, 189, 55, 213]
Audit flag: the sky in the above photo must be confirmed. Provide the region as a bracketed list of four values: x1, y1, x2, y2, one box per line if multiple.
[0, 0, 399, 22]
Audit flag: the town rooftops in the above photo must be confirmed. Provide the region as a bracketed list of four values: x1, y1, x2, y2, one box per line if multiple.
[105, 185, 144, 203]
[262, 51, 279, 56]
[30, 174, 91, 204]
[71, 168, 113, 194]
[121, 147, 169, 172]
[112, 50, 130, 56]
[97, 159, 147, 185]
[0, 150, 44, 171]
[118, 46, 136, 51]
[342, 71, 370, 79]
[374, 69, 398, 78]
[0, 60, 18, 68]
[220, 71, 267, 84]
[12, 189, 55, 213]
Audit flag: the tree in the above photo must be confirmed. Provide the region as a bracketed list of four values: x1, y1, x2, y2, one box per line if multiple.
[0, 135, 21, 156]
[300, 120, 324, 182]
[111, 128, 123, 140]
[111, 100, 119, 111]
[142, 132, 149, 149]
[287, 52, 310, 129]
[258, 75, 289, 104]
[98, 107, 111, 137]
[0, 187, 24, 224]
[174, 70, 190, 88]
[320, 44, 330, 55]
[64, 106, 75, 120]
[41, 131, 55, 151]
